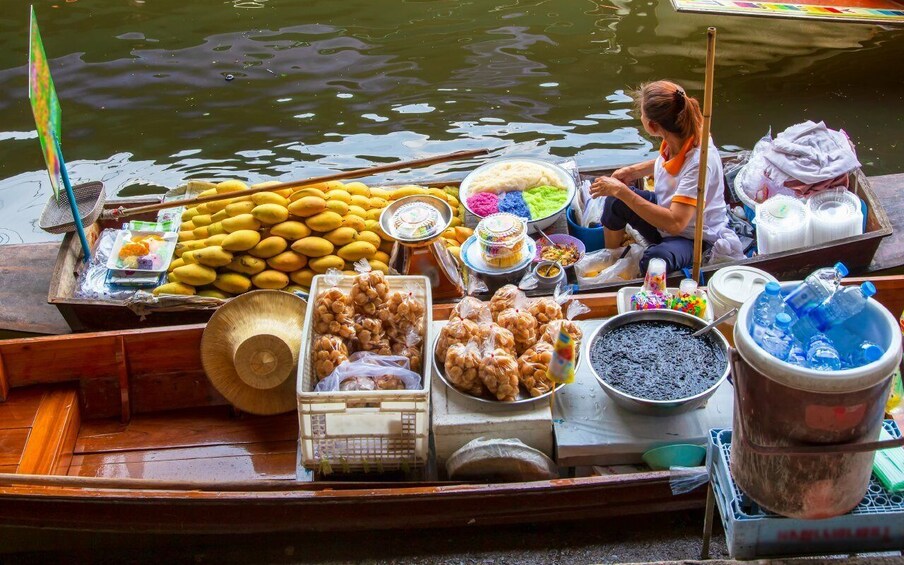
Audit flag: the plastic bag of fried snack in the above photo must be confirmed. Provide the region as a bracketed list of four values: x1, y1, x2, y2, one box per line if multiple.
[489, 284, 526, 322]
[350, 259, 390, 316]
[529, 281, 575, 335]
[380, 283, 426, 342]
[479, 348, 520, 402]
[391, 327, 423, 374]
[448, 296, 492, 324]
[436, 318, 481, 361]
[496, 293, 538, 356]
[481, 324, 517, 358]
[518, 341, 555, 397]
[313, 334, 349, 381]
[312, 269, 355, 339]
[353, 315, 385, 352]
[539, 300, 589, 347]
[315, 352, 421, 392]
[444, 341, 485, 397]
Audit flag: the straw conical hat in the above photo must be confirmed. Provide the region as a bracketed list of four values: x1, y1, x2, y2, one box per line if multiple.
[201, 290, 307, 415]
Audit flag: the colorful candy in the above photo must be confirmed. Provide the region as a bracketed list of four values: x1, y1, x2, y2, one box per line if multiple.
[631, 290, 670, 311]
[466, 192, 499, 217]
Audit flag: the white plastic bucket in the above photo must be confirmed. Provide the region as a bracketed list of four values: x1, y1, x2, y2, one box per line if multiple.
[707, 266, 777, 326]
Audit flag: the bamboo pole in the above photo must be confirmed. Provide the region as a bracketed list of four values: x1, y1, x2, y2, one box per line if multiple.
[103, 147, 491, 220]
[692, 27, 717, 283]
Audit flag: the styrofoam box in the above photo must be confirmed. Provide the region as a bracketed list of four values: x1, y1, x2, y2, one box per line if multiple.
[708, 423, 904, 560]
[297, 274, 432, 473]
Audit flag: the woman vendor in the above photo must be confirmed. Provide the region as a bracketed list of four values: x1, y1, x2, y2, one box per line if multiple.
[590, 80, 741, 274]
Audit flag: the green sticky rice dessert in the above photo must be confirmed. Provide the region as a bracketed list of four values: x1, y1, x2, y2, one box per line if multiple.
[523, 185, 568, 219]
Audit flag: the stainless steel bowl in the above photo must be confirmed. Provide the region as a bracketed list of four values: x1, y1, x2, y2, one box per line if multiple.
[379, 195, 453, 248]
[585, 309, 730, 416]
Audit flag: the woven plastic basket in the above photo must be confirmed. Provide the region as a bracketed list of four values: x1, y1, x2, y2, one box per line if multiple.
[39, 181, 106, 234]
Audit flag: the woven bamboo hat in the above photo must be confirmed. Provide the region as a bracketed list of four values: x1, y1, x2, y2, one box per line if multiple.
[201, 290, 307, 415]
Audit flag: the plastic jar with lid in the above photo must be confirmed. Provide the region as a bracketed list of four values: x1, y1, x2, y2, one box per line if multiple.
[476, 213, 527, 268]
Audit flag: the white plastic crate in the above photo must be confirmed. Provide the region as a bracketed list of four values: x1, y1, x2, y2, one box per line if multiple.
[709, 422, 904, 560]
[297, 274, 432, 473]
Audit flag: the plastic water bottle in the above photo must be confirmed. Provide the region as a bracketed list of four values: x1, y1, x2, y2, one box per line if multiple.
[806, 334, 842, 371]
[807, 281, 876, 331]
[760, 313, 794, 360]
[751, 282, 784, 343]
[783, 262, 848, 317]
[787, 343, 807, 366]
[845, 340, 883, 369]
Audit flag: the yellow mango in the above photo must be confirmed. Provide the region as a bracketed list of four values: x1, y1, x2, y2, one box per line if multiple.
[198, 289, 232, 299]
[205, 234, 228, 247]
[222, 229, 261, 252]
[225, 255, 267, 275]
[206, 199, 229, 213]
[369, 187, 390, 199]
[447, 195, 460, 209]
[222, 214, 262, 233]
[309, 255, 344, 274]
[390, 185, 427, 200]
[379, 240, 395, 254]
[342, 270, 358, 277]
[325, 189, 351, 204]
[181, 208, 199, 221]
[211, 209, 229, 223]
[196, 203, 211, 215]
[153, 282, 195, 296]
[368, 197, 388, 210]
[373, 251, 390, 264]
[365, 208, 383, 221]
[248, 236, 288, 258]
[267, 250, 308, 272]
[216, 180, 248, 193]
[213, 272, 252, 294]
[288, 196, 327, 218]
[364, 219, 380, 232]
[323, 227, 357, 246]
[269, 221, 311, 241]
[192, 246, 233, 268]
[354, 231, 381, 248]
[168, 258, 186, 272]
[345, 181, 370, 197]
[251, 191, 288, 207]
[373, 223, 394, 243]
[427, 188, 450, 202]
[337, 241, 377, 262]
[198, 188, 217, 198]
[349, 195, 370, 209]
[178, 230, 195, 242]
[347, 205, 368, 219]
[289, 269, 316, 287]
[252, 203, 289, 225]
[368, 260, 390, 274]
[167, 272, 182, 283]
[251, 270, 289, 290]
[320, 180, 347, 191]
[192, 226, 210, 239]
[442, 228, 457, 241]
[325, 200, 350, 216]
[454, 226, 474, 244]
[340, 215, 366, 232]
[291, 237, 334, 258]
[305, 211, 343, 232]
[289, 187, 327, 202]
[173, 264, 217, 286]
[225, 201, 256, 217]
[447, 246, 461, 261]
[207, 222, 226, 236]
[284, 284, 306, 293]
[449, 216, 463, 227]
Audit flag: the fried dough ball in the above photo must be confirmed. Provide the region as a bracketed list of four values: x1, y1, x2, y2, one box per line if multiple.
[359, 337, 392, 356]
[373, 375, 406, 390]
[529, 297, 563, 335]
[444, 342, 484, 397]
[489, 284, 525, 322]
[480, 324, 517, 358]
[380, 289, 426, 342]
[539, 319, 584, 348]
[436, 319, 481, 361]
[340, 376, 376, 391]
[391, 339, 422, 374]
[350, 270, 389, 316]
[518, 341, 555, 397]
[353, 315, 385, 352]
[313, 334, 349, 380]
[313, 288, 355, 339]
[448, 296, 491, 324]
[496, 307, 538, 356]
[479, 348, 520, 402]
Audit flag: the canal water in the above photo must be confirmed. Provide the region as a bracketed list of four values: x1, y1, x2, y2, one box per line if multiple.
[0, 0, 901, 243]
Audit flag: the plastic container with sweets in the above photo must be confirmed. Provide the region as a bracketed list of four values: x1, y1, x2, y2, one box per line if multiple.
[391, 201, 443, 241]
[476, 213, 527, 268]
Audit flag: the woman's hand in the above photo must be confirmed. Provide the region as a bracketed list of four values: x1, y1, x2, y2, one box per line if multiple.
[611, 166, 637, 184]
[590, 176, 628, 199]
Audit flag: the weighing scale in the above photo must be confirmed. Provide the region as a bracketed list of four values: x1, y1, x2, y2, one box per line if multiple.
[380, 195, 464, 300]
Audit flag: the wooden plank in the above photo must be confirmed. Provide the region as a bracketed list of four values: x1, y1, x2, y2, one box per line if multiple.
[0, 335, 120, 388]
[0, 429, 29, 466]
[0, 351, 7, 402]
[16, 387, 81, 475]
[0, 387, 45, 430]
[129, 372, 228, 415]
[68, 440, 296, 481]
[74, 406, 297, 454]
[0, 242, 70, 336]
[867, 173, 904, 273]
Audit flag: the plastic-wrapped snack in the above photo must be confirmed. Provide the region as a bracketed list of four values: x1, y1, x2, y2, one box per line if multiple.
[496, 307, 538, 356]
[390, 328, 423, 374]
[445, 341, 485, 397]
[373, 375, 406, 390]
[448, 296, 492, 324]
[359, 336, 392, 356]
[313, 334, 349, 381]
[436, 318, 481, 361]
[480, 324, 517, 358]
[340, 376, 376, 391]
[350, 259, 390, 316]
[353, 315, 385, 352]
[380, 284, 426, 342]
[529, 297, 563, 335]
[312, 269, 355, 339]
[489, 284, 525, 322]
[518, 341, 555, 397]
[479, 348, 520, 402]
[539, 299, 589, 347]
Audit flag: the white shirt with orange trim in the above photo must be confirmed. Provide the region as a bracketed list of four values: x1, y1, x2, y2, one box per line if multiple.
[653, 137, 730, 243]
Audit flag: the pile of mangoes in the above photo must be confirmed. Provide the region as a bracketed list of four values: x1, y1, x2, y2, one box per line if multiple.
[153, 180, 466, 298]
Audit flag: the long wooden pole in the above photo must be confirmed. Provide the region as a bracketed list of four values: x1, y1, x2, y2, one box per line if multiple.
[104, 147, 491, 220]
[692, 27, 717, 283]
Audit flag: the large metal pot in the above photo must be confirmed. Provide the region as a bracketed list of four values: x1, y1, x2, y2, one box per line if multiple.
[586, 309, 730, 416]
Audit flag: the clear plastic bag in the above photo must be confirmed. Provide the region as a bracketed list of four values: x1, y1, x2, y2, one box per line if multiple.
[669, 466, 710, 495]
[314, 351, 422, 392]
[575, 245, 643, 286]
[75, 229, 163, 300]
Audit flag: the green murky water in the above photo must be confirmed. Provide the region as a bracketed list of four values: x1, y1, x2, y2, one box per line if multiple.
[1, 0, 901, 243]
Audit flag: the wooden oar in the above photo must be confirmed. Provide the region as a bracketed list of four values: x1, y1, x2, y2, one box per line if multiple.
[103, 147, 491, 220]
[692, 27, 717, 283]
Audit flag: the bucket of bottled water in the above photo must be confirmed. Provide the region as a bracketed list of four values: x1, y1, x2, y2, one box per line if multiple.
[730, 278, 902, 519]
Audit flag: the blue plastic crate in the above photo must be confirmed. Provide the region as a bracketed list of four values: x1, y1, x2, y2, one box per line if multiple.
[709, 421, 904, 559]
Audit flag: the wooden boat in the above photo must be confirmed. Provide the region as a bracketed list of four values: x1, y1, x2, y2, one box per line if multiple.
[1, 275, 902, 538]
[44, 166, 897, 332]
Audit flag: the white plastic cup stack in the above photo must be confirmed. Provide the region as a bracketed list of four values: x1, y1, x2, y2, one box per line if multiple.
[754, 195, 810, 254]
[806, 189, 863, 246]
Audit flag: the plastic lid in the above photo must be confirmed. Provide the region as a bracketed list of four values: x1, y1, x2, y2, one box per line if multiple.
[757, 196, 808, 230]
[834, 262, 849, 277]
[862, 344, 883, 363]
[709, 266, 778, 307]
[679, 278, 698, 295]
[775, 312, 791, 327]
[861, 281, 877, 298]
[764, 281, 781, 295]
[476, 213, 526, 242]
[391, 202, 442, 241]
